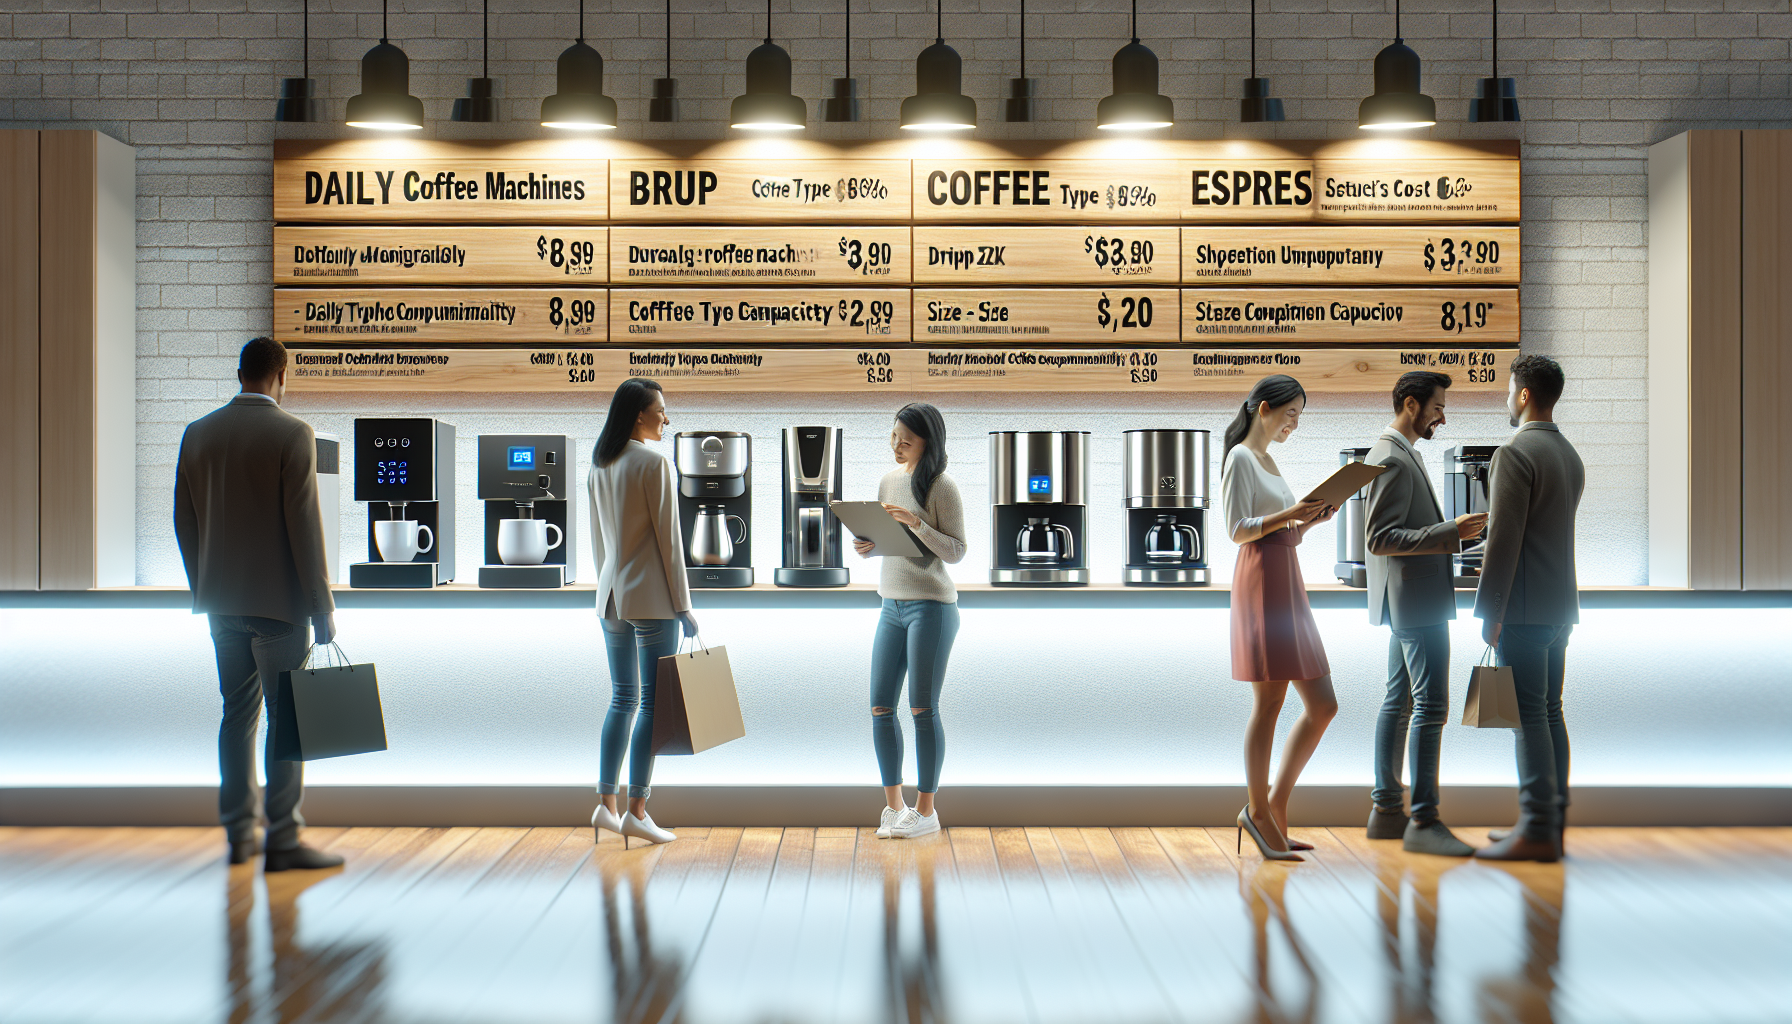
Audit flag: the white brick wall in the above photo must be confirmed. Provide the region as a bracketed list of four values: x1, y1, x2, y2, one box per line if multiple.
[4, 0, 1788, 585]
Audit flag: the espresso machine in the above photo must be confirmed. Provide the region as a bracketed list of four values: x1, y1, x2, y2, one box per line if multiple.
[1444, 444, 1499, 582]
[774, 426, 849, 588]
[315, 431, 341, 583]
[990, 431, 1089, 586]
[1334, 447, 1371, 587]
[349, 417, 455, 588]
[476, 433, 574, 589]
[1122, 429, 1211, 586]
[674, 431, 754, 588]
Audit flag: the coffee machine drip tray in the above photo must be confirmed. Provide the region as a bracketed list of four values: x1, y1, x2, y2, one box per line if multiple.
[1125, 566, 1211, 586]
[991, 567, 1090, 586]
[349, 561, 441, 589]
[478, 564, 570, 589]
[773, 566, 850, 588]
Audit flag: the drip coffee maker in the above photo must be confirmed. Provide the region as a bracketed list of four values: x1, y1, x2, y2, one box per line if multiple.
[674, 431, 754, 588]
[989, 431, 1089, 586]
[1122, 429, 1211, 586]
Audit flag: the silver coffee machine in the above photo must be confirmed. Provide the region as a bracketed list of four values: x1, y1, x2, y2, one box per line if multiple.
[1334, 447, 1371, 587]
[1445, 444, 1499, 581]
[674, 431, 754, 588]
[990, 431, 1089, 586]
[477, 434, 574, 589]
[775, 426, 848, 588]
[349, 417, 455, 588]
[1122, 429, 1211, 586]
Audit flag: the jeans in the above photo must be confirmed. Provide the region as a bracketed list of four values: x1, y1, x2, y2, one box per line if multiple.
[209, 614, 311, 851]
[870, 599, 960, 794]
[1372, 622, 1451, 824]
[599, 617, 683, 798]
[1498, 623, 1573, 840]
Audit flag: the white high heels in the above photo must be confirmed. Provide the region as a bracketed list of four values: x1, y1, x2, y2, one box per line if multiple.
[591, 802, 623, 840]
[621, 811, 677, 845]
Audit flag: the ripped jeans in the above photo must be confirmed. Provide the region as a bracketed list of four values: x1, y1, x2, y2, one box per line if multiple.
[869, 599, 960, 794]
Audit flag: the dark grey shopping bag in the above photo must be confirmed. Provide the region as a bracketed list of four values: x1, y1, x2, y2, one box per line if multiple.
[273, 643, 389, 761]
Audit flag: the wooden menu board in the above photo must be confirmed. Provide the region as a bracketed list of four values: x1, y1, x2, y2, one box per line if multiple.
[1312, 155, 1521, 223]
[607, 160, 911, 222]
[913, 288, 1181, 343]
[273, 140, 607, 223]
[910, 159, 1194, 223]
[285, 346, 1513, 393]
[274, 226, 607, 284]
[912, 227, 1180, 285]
[1182, 226, 1521, 285]
[273, 287, 607, 343]
[610, 287, 907, 341]
[609, 226, 910, 284]
[1182, 288, 1518, 345]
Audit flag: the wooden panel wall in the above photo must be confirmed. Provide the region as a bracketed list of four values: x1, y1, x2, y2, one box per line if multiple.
[1685, 131, 1743, 591]
[1741, 130, 1792, 590]
[0, 130, 39, 589]
[37, 131, 97, 590]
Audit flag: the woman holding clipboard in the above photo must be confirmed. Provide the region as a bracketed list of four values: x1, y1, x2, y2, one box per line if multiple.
[851, 403, 967, 840]
[1221, 375, 1340, 863]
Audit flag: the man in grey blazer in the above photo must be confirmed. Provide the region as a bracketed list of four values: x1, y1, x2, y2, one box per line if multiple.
[1363, 371, 1487, 855]
[174, 337, 343, 871]
[1474, 356, 1584, 863]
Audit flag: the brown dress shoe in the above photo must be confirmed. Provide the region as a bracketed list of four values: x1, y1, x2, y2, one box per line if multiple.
[1474, 832, 1560, 863]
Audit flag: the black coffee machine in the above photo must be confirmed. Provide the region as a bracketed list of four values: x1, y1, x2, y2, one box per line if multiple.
[674, 431, 754, 588]
[349, 417, 455, 588]
[476, 433, 574, 589]
[774, 426, 848, 587]
[1122, 429, 1211, 586]
[1445, 444, 1499, 581]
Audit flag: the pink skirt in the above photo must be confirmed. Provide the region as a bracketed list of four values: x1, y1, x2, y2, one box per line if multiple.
[1230, 529, 1330, 682]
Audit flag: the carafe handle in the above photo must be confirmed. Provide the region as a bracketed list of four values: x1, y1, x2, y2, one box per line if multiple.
[1053, 524, 1074, 562]
[725, 514, 747, 544]
[1178, 524, 1201, 562]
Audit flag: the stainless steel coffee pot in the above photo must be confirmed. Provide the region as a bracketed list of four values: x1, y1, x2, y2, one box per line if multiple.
[690, 505, 747, 566]
[1145, 515, 1201, 564]
[1016, 517, 1075, 564]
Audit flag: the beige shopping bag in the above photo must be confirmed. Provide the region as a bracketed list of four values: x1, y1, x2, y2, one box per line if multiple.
[651, 640, 747, 755]
[1461, 645, 1522, 729]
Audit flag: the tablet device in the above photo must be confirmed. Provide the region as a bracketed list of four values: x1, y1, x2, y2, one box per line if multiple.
[1304, 460, 1390, 507]
[830, 501, 925, 558]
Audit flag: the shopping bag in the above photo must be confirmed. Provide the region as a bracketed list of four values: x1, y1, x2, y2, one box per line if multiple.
[272, 643, 389, 761]
[651, 637, 746, 755]
[1461, 645, 1522, 729]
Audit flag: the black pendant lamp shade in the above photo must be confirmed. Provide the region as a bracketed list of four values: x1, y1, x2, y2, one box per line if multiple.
[651, 0, 678, 122]
[1006, 0, 1036, 122]
[730, 0, 806, 129]
[453, 0, 500, 122]
[275, 0, 323, 121]
[900, 2, 976, 130]
[1239, 0, 1283, 122]
[1096, 0, 1173, 130]
[345, 0, 425, 129]
[1468, 0, 1520, 122]
[541, 0, 617, 129]
[1358, 0, 1435, 130]
[825, 0, 860, 122]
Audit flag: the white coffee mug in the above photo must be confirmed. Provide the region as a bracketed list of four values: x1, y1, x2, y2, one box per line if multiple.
[375, 519, 434, 563]
[497, 518, 564, 565]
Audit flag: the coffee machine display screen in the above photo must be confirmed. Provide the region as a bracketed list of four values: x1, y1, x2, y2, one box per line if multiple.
[1028, 474, 1052, 496]
[354, 418, 436, 502]
[375, 459, 411, 486]
[507, 446, 536, 471]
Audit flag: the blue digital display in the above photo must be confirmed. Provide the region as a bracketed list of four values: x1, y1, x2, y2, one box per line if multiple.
[375, 460, 410, 486]
[508, 446, 536, 471]
[1028, 474, 1052, 495]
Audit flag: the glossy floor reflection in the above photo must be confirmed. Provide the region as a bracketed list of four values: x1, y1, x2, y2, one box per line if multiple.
[3, 825, 1790, 1023]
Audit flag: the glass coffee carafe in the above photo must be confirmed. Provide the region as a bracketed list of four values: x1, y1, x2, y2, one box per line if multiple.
[1016, 517, 1075, 564]
[1145, 514, 1201, 565]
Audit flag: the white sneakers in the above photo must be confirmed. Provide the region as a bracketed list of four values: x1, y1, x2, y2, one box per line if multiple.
[591, 803, 677, 846]
[885, 807, 941, 840]
[876, 805, 902, 839]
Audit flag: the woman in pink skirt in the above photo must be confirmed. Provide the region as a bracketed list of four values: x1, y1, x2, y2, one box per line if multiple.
[1221, 375, 1339, 862]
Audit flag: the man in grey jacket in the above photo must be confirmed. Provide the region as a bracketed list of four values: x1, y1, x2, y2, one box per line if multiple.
[1363, 371, 1487, 855]
[1474, 355, 1584, 863]
[174, 337, 343, 871]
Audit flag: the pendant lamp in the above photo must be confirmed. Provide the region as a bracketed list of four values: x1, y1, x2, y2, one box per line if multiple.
[900, 0, 976, 131]
[1095, 0, 1173, 130]
[1005, 0, 1037, 122]
[730, 0, 807, 130]
[1468, 0, 1520, 122]
[452, 0, 500, 122]
[825, 0, 860, 122]
[275, 0, 323, 121]
[541, 0, 617, 129]
[345, 0, 425, 130]
[650, 0, 678, 122]
[1358, 0, 1435, 131]
[1238, 0, 1283, 122]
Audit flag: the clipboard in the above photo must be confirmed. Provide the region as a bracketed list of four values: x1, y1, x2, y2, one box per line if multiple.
[830, 501, 925, 558]
[1303, 460, 1390, 507]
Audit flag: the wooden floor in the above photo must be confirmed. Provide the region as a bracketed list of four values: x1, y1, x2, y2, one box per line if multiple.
[3, 826, 1790, 1024]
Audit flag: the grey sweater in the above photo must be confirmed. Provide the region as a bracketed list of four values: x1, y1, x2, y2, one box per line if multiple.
[873, 469, 967, 602]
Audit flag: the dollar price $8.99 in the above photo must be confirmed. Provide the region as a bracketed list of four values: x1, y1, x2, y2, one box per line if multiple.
[1096, 292, 1156, 332]
[537, 235, 596, 274]
[547, 296, 599, 330]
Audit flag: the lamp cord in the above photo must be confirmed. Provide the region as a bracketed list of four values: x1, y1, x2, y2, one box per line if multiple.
[1130, 0, 1138, 43]
[482, 0, 488, 78]
[380, 0, 387, 43]
[1249, 0, 1256, 78]
[1393, 0, 1401, 42]
[766, 0, 772, 45]
[1019, 0, 1025, 78]
[936, 0, 942, 45]
[302, 0, 308, 78]
[665, 0, 671, 77]
[1491, 0, 1498, 77]
[845, 0, 850, 79]
[577, 0, 584, 43]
